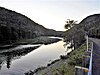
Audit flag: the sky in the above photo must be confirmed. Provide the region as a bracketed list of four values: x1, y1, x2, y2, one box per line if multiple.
[0, 0, 100, 31]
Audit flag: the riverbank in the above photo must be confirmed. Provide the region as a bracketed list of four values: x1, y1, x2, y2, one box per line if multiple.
[12, 36, 61, 45]
[25, 43, 86, 75]
[0, 36, 61, 49]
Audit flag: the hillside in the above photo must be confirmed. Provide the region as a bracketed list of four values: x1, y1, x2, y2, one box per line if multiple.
[0, 7, 63, 45]
[64, 14, 100, 49]
[80, 14, 100, 37]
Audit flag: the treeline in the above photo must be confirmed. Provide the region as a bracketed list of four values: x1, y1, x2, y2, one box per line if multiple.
[64, 14, 100, 49]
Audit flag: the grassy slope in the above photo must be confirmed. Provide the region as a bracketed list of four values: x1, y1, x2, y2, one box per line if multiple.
[36, 43, 86, 75]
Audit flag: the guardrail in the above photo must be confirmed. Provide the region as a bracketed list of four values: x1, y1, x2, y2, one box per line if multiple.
[75, 36, 93, 75]
[88, 42, 93, 75]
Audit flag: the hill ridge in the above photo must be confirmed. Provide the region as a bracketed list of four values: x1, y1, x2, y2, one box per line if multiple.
[0, 7, 63, 45]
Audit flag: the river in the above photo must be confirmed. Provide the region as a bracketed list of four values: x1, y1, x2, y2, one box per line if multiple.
[0, 41, 67, 75]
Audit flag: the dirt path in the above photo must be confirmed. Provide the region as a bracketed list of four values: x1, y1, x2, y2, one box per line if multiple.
[89, 38, 100, 75]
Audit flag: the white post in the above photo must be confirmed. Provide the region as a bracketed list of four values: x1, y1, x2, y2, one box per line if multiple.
[87, 35, 88, 51]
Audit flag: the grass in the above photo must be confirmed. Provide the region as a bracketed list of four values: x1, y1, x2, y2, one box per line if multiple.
[52, 63, 75, 75]
[68, 43, 86, 66]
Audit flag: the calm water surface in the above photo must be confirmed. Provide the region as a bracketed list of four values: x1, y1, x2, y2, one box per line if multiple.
[0, 41, 67, 75]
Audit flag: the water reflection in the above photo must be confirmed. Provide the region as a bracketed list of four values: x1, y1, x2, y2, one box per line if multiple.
[0, 45, 40, 70]
[6, 55, 11, 69]
[0, 41, 66, 75]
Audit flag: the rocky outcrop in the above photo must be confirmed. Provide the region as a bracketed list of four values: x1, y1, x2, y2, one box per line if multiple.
[0, 7, 64, 45]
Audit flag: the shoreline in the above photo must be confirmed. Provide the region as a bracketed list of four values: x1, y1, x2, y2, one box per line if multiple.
[25, 43, 86, 75]
[0, 36, 61, 49]
[25, 50, 70, 75]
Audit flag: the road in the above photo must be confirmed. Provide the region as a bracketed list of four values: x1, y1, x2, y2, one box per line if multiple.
[89, 38, 100, 75]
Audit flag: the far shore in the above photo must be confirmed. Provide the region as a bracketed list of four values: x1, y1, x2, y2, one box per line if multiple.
[0, 36, 62, 50]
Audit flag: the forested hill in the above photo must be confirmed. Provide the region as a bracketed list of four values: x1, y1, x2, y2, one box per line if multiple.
[80, 14, 100, 37]
[64, 14, 100, 49]
[0, 7, 63, 45]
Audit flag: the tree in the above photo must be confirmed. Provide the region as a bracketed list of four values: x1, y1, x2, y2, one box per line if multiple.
[64, 19, 78, 50]
[64, 19, 77, 30]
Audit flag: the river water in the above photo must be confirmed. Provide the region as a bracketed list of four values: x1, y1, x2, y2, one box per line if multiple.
[0, 41, 67, 75]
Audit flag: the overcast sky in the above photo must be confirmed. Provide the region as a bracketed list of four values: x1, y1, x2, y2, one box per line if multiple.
[0, 0, 100, 31]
